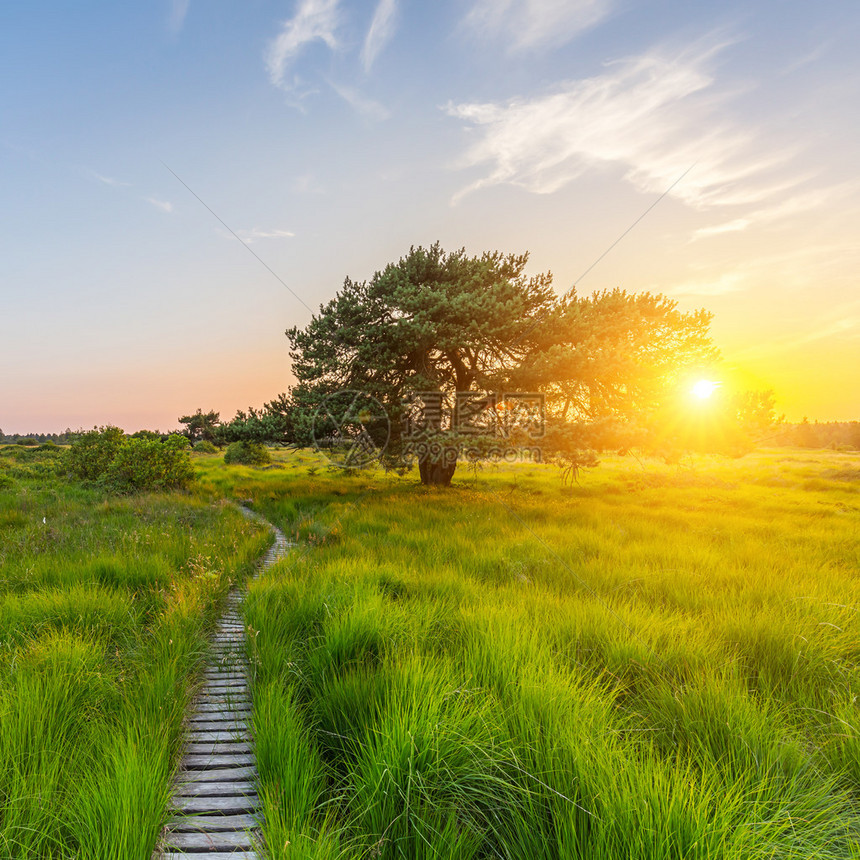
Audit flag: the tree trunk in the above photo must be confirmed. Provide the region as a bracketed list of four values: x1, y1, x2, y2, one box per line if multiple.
[418, 457, 457, 486]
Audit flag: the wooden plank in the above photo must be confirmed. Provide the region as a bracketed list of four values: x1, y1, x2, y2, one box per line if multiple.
[193, 702, 250, 713]
[185, 730, 250, 742]
[177, 765, 256, 781]
[185, 741, 247, 755]
[195, 700, 252, 710]
[161, 853, 258, 860]
[173, 780, 256, 797]
[172, 812, 260, 832]
[171, 794, 260, 814]
[165, 830, 255, 851]
[183, 753, 254, 769]
[187, 719, 249, 730]
[195, 695, 251, 705]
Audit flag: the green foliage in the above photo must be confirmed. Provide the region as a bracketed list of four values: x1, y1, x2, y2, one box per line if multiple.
[15, 437, 38, 446]
[67, 427, 194, 492]
[287, 243, 715, 484]
[215, 393, 295, 446]
[224, 440, 271, 466]
[130, 429, 163, 441]
[193, 439, 218, 454]
[104, 434, 194, 493]
[178, 408, 220, 443]
[68, 426, 127, 480]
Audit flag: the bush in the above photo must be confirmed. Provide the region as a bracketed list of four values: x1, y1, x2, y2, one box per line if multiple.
[224, 440, 270, 466]
[16, 438, 38, 447]
[67, 428, 194, 492]
[105, 435, 194, 493]
[193, 440, 218, 454]
[68, 427, 126, 481]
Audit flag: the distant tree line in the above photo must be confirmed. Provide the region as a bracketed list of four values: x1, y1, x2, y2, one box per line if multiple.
[0, 429, 76, 445]
[771, 419, 860, 451]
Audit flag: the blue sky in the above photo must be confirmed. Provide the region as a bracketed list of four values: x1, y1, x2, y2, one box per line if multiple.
[2, 0, 859, 432]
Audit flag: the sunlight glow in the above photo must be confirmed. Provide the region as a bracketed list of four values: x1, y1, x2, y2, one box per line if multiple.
[692, 379, 719, 400]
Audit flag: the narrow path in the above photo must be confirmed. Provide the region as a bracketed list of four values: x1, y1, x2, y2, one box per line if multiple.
[154, 507, 291, 860]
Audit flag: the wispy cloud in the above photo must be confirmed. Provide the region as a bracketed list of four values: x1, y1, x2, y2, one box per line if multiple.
[668, 241, 860, 302]
[691, 182, 857, 239]
[145, 197, 173, 213]
[328, 80, 390, 120]
[362, 0, 398, 72]
[168, 0, 190, 35]
[233, 227, 295, 243]
[266, 0, 341, 89]
[88, 170, 130, 188]
[445, 41, 795, 208]
[464, 0, 612, 51]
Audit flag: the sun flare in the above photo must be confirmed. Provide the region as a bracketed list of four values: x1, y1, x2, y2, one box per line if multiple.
[692, 379, 719, 400]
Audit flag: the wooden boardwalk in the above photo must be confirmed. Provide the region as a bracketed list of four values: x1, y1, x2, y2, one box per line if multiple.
[154, 510, 291, 859]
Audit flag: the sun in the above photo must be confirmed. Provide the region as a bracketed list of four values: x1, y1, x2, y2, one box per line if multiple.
[691, 379, 719, 400]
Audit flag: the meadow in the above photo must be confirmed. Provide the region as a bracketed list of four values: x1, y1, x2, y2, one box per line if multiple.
[2, 443, 859, 858]
[0, 444, 271, 859]
[198, 448, 860, 859]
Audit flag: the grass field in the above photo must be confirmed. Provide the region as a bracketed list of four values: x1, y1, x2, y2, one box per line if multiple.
[0, 445, 271, 859]
[197, 447, 860, 859]
[2, 443, 859, 858]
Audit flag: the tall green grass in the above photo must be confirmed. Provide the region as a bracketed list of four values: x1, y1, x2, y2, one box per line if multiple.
[0, 446, 271, 859]
[232, 447, 860, 858]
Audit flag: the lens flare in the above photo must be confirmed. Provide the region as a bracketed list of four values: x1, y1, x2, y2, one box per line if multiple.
[692, 379, 719, 400]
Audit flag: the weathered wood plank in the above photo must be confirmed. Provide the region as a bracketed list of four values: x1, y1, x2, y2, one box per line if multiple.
[186, 730, 250, 742]
[171, 794, 260, 814]
[161, 853, 259, 860]
[172, 812, 260, 832]
[187, 719, 250, 730]
[177, 764, 256, 781]
[165, 830, 255, 850]
[183, 753, 254, 769]
[185, 742, 252, 755]
[173, 780, 256, 797]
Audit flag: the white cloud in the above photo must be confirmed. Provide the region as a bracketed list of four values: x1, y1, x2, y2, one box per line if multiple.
[464, 0, 612, 51]
[445, 42, 796, 208]
[691, 182, 858, 240]
[233, 227, 295, 243]
[362, 0, 398, 72]
[328, 80, 390, 120]
[266, 0, 341, 89]
[168, 0, 190, 35]
[89, 170, 130, 188]
[145, 197, 173, 213]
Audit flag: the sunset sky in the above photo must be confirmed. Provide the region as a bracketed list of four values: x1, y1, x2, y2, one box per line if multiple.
[2, 0, 858, 433]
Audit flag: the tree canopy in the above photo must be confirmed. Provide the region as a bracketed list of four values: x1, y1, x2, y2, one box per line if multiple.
[287, 243, 717, 484]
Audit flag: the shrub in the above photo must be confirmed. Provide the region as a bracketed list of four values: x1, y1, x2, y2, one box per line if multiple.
[16, 437, 38, 446]
[224, 440, 270, 466]
[105, 435, 194, 493]
[193, 440, 218, 454]
[67, 428, 194, 492]
[67, 427, 126, 480]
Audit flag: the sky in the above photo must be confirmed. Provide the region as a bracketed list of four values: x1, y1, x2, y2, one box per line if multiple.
[1, 0, 859, 433]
